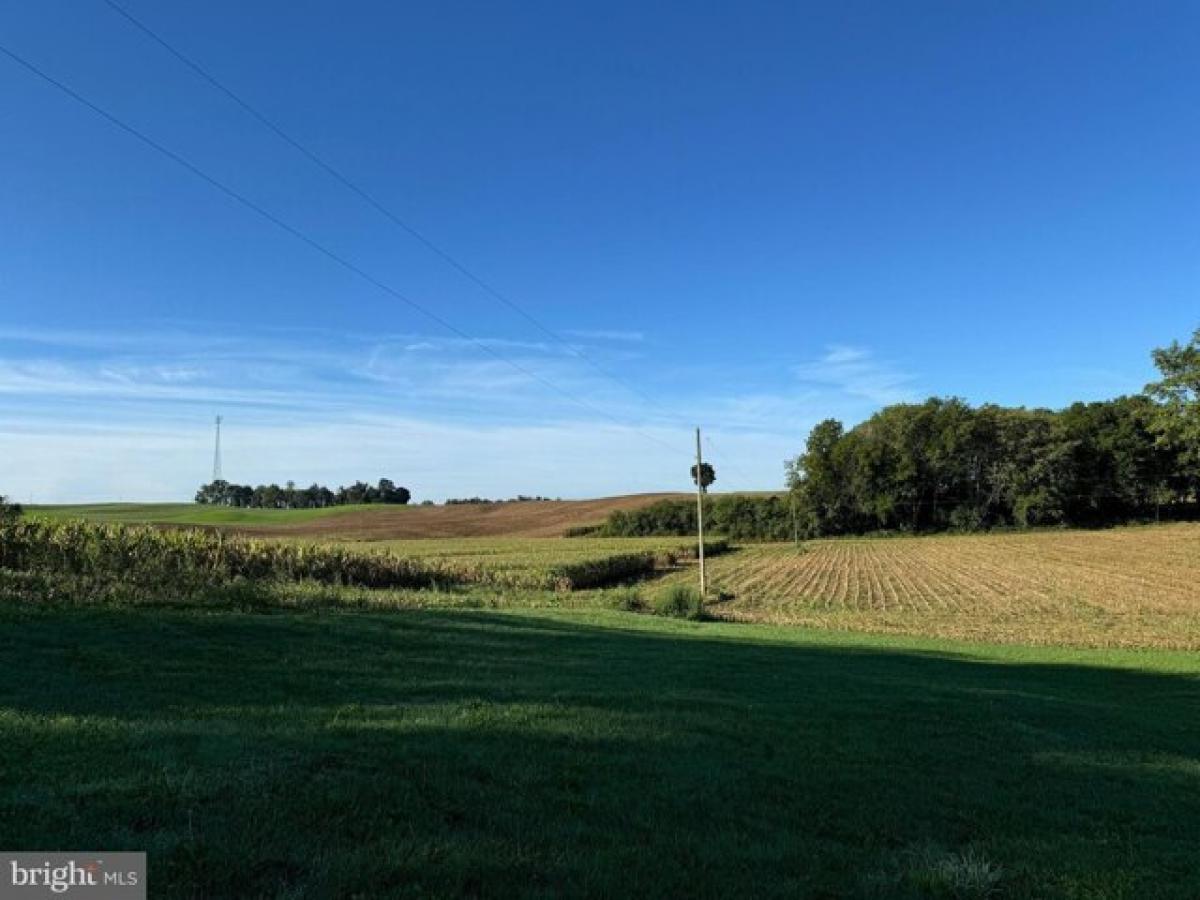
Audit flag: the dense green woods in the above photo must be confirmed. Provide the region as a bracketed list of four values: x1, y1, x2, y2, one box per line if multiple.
[788, 395, 1188, 535]
[601, 328, 1200, 540]
[601, 396, 1194, 541]
[791, 329, 1199, 536]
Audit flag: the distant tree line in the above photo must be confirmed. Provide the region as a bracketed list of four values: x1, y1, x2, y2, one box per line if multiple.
[195, 478, 411, 509]
[788, 328, 1199, 536]
[786, 394, 1191, 536]
[599, 328, 1200, 539]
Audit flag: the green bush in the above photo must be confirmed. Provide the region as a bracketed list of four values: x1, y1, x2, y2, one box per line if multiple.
[670, 537, 732, 560]
[608, 587, 645, 612]
[548, 553, 657, 590]
[652, 583, 705, 620]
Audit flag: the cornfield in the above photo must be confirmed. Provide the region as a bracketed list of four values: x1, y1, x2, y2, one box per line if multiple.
[0, 519, 451, 600]
[0, 520, 728, 602]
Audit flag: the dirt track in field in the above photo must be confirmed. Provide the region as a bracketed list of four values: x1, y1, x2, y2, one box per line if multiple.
[226, 493, 687, 540]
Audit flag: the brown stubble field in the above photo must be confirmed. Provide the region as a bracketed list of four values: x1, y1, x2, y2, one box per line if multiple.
[226, 493, 688, 539]
[689, 523, 1200, 649]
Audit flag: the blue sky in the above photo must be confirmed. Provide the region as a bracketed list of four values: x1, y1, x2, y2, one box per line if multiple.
[2, 1, 1197, 502]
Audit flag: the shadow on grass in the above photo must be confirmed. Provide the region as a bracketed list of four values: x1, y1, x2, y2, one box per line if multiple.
[0, 606, 1197, 898]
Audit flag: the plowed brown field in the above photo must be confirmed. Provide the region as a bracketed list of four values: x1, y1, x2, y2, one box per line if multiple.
[234, 493, 687, 540]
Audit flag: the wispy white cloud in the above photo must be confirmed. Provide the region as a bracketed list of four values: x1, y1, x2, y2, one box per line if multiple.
[792, 344, 917, 406]
[563, 328, 646, 343]
[0, 359, 314, 408]
[0, 325, 920, 501]
[0, 325, 241, 353]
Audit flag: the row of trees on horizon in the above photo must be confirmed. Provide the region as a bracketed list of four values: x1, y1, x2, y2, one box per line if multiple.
[195, 478, 411, 509]
[787, 394, 1190, 535]
[788, 327, 1200, 535]
[601, 328, 1200, 539]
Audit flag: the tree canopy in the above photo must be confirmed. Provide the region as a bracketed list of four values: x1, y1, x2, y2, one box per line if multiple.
[0, 496, 22, 525]
[786, 395, 1185, 536]
[600, 328, 1199, 540]
[195, 478, 411, 509]
[1145, 326, 1200, 478]
[690, 463, 716, 493]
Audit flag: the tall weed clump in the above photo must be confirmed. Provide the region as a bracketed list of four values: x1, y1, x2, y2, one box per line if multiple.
[652, 583, 706, 620]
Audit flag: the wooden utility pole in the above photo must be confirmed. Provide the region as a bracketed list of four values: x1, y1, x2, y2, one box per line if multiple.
[791, 492, 799, 545]
[695, 426, 706, 596]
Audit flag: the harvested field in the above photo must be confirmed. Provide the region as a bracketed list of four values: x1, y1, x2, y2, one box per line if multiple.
[339, 536, 712, 563]
[32, 493, 688, 539]
[689, 524, 1200, 648]
[241, 495, 693, 540]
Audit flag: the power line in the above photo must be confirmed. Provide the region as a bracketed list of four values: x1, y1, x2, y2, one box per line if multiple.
[0, 41, 684, 455]
[703, 433, 765, 489]
[101, 0, 686, 424]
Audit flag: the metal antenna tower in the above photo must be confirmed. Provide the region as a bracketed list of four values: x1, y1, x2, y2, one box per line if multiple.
[212, 415, 223, 482]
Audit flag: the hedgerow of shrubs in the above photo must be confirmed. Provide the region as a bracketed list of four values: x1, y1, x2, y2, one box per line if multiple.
[667, 537, 731, 561]
[455, 551, 659, 591]
[599, 497, 794, 541]
[549, 553, 658, 590]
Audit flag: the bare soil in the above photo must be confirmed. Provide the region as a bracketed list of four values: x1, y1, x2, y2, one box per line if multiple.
[231, 493, 686, 540]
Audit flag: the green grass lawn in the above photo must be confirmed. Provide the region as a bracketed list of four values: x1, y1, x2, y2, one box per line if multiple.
[0, 606, 1196, 898]
[26, 503, 382, 525]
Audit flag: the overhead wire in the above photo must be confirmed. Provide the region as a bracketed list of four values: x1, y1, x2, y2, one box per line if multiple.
[703, 433, 769, 490]
[100, 0, 695, 428]
[0, 41, 685, 455]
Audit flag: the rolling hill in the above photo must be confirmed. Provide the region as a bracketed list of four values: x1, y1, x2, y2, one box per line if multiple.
[30, 493, 690, 539]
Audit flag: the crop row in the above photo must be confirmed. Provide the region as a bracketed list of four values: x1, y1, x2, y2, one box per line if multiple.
[684, 525, 1200, 648]
[705, 529, 1200, 616]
